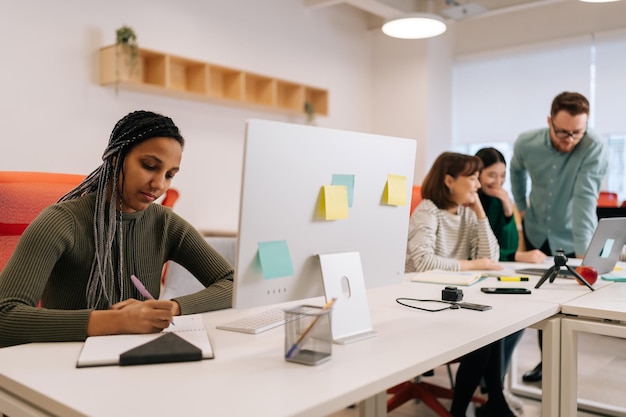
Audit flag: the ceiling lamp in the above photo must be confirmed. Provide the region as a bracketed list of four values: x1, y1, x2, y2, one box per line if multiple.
[382, 14, 447, 39]
[578, 0, 622, 2]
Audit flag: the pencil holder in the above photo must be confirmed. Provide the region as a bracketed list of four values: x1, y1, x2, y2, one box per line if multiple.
[284, 305, 332, 366]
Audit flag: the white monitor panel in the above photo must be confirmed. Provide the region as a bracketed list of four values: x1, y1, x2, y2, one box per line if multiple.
[234, 119, 416, 309]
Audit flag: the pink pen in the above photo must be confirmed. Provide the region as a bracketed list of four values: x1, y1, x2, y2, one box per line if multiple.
[130, 274, 155, 300]
[130, 275, 174, 326]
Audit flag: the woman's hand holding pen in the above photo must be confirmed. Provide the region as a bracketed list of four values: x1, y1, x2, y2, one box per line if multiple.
[110, 299, 178, 333]
[87, 299, 181, 337]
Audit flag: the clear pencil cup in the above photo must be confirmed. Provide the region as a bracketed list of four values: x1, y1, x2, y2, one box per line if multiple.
[284, 305, 332, 366]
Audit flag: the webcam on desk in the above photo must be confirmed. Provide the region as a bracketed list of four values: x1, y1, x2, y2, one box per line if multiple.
[535, 249, 594, 291]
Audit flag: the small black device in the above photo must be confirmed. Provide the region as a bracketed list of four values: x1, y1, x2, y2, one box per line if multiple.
[457, 302, 491, 311]
[442, 286, 463, 302]
[535, 250, 594, 291]
[481, 287, 532, 294]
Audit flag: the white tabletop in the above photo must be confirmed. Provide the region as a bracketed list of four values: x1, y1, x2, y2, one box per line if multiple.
[407, 261, 612, 306]
[0, 280, 562, 417]
[561, 282, 626, 322]
[485, 260, 614, 303]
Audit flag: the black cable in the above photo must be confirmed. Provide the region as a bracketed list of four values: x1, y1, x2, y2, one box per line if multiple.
[395, 297, 459, 312]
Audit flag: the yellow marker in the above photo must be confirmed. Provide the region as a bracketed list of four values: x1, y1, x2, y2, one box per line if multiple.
[497, 276, 529, 282]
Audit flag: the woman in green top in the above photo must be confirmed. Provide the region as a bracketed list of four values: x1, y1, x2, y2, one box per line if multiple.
[0, 111, 233, 347]
[476, 147, 546, 264]
[475, 147, 545, 411]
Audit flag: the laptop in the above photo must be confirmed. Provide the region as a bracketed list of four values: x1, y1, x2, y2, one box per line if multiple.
[516, 217, 626, 276]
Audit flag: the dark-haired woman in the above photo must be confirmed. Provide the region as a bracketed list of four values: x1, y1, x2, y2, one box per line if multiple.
[0, 111, 233, 347]
[475, 147, 546, 413]
[475, 147, 546, 264]
[405, 152, 500, 273]
[405, 152, 514, 417]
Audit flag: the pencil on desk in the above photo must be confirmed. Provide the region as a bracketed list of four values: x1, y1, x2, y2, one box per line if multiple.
[285, 297, 336, 359]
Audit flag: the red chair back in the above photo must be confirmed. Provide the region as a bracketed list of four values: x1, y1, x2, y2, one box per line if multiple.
[598, 191, 618, 208]
[161, 188, 180, 208]
[410, 185, 423, 215]
[0, 171, 85, 271]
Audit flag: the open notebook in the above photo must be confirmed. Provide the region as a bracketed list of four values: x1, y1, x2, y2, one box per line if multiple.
[410, 269, 485, 286]
[76, 314, 213, 368]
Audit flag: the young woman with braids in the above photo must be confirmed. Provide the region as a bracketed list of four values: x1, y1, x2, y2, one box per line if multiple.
[0, 111, 233, 347]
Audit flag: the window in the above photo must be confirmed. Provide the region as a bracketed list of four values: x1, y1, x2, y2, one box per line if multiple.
[452, 142, 514, 194]
[606, 135, 625, 202]
[452, 30, 626, 206]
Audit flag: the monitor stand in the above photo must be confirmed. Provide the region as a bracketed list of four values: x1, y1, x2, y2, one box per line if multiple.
[318, 251, 378, 344]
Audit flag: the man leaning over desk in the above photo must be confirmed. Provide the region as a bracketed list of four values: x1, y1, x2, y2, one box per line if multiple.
[509, 91, 609, 382]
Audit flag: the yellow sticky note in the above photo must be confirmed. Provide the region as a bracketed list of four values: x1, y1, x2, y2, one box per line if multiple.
[384, 174, 407, 206]
[331, 174, 355, 208]
[320, 185, 349, 220]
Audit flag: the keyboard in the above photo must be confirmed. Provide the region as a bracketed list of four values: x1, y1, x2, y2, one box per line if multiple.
[216, 307, 288, 334]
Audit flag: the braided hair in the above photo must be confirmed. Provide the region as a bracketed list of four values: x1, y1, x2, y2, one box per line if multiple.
[58, 110, 185, 309]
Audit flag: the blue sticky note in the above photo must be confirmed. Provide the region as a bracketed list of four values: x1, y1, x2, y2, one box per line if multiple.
[600, 238, 614, 258]
[257, 240, 294, 279]
[331, 174, 355, 208]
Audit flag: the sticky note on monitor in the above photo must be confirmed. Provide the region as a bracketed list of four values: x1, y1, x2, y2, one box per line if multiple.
[331, 174, 355, 207]
[600, 238, 614, 258]
[318, 185, 349, 220]
[383, 174, 407, 206]
[257, 240, 294, 279]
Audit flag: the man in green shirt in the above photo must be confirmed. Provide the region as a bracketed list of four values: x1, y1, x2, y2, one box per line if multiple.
[510, 91, 609, 382]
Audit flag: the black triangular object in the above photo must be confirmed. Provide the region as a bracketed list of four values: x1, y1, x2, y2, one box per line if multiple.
[119, 332, 202, 366]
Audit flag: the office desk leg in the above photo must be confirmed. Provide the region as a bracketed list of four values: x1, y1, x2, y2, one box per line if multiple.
[359, 391, 387, 417]
[541, 316, 561, 417]
[561, 317, 626, 417]
[510, 316, 561, 415]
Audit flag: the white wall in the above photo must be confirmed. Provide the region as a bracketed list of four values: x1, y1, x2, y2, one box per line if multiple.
[370, 28, 454, 185]
[2, 0, 625, 231]
[0, 0, 374, 232]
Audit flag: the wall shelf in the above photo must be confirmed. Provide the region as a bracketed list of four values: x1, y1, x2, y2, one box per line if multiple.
[99, 45, 328, 117]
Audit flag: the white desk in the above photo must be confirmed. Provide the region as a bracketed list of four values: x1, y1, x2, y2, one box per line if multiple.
[0, 280, 561, 417]
[501, 264, 614, 406]
[560, 282, 626, 417]
[440, 271, 611, 417]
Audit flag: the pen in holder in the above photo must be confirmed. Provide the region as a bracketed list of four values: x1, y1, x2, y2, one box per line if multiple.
[284, 304, 332, 366]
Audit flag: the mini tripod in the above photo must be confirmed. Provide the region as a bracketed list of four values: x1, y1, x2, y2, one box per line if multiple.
[535, 250, 595, 291]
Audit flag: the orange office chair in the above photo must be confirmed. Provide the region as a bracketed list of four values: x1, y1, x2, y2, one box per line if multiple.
[410, 185, 423, 216]
[0, 171, 85, 271]
[161, 188, 180, 208]
[597, 191, 618, 208]
[160, 187, 180, 284]
[387, 185, 486, 415]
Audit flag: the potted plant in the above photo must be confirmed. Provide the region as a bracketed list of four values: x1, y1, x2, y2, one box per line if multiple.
[114, 25, 139, 90]
[304, 100, 315, 125]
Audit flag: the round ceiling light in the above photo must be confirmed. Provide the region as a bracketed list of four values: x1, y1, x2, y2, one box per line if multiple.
[382, 14, 447, 39]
